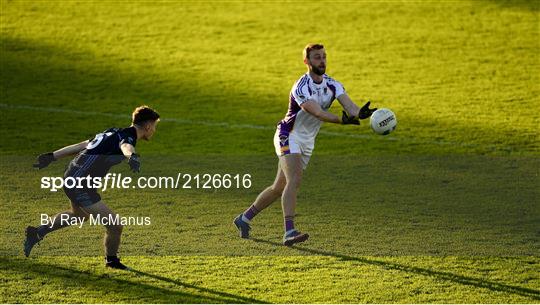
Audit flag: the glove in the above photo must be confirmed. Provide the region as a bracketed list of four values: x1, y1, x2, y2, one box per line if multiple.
[358, 101, 377, 119]
[128, 153, 141, 173]
[341, 111, 360, 125]
[33, 152, 56, 169]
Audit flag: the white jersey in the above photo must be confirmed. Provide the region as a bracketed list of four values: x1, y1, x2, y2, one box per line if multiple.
[276, 73, 346, 149]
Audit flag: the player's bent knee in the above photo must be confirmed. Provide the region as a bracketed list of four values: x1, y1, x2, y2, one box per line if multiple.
[71, 208, 88, 219]
[285, 178, 302, 189]
[271, 182, 286, 194]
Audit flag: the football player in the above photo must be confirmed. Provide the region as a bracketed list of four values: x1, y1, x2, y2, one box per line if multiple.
[25, 106, 160, 269]
[234, 44, 376, 246]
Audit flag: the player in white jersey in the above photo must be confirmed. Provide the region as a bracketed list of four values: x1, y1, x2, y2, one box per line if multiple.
[234, 44, 377, 246]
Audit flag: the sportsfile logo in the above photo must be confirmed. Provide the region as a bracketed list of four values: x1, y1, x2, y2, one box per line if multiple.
[40, 172, 253, 192]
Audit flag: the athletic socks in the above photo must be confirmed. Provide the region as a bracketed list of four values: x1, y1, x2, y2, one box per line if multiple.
[106, 255, 118, 262]
[105, 256, 128, 270]
[36, 225, 51, 238]
[36, 216, 71, 238]
[242, 205, 260, 222]
[284, 215, 295, 232]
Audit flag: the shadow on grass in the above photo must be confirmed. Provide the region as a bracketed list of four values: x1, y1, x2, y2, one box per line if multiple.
[128, 269, 268, 304]
[252, 238, 540, 301]
[484, 0, 540, 12]
[1, 35, 536, 156]
[1, 257, 266, 304]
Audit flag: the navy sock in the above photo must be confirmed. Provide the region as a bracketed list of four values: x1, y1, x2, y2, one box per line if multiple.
[36, 225, 51, 238]
[243, 205, 260, 221]
[106, 255, 118, 262]
[284, 216, 295, 233]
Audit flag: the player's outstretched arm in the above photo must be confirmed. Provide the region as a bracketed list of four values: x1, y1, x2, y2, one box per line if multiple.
[301, 100, 342, 124]
[54, 140, 90, 159]
[337, 94, 377, 119]
[121, 143, 140, 173]
[33, 140, 89, 169]
[337, 94, 360, 117]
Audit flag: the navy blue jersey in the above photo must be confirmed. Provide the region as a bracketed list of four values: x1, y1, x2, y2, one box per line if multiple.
[65, 127, 137, 178]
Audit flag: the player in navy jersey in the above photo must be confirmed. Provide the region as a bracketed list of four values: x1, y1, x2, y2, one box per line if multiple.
[24, 106, 160, 269]
[234, 44, 377, 246]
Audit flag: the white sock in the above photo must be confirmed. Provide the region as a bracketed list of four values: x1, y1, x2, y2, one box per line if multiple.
[241, 214, 251, 223]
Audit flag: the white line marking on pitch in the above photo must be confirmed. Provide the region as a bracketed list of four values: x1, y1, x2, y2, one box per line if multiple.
[0, 103, 509, 149]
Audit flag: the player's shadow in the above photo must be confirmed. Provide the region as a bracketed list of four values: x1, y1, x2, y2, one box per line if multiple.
[128, 268, 268, 304]
[485, 0, 539, 12]
[251, 238, 540, 301]
[1, 257, 266, 304]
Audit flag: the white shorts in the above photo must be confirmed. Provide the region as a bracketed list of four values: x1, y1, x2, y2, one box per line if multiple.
[273, 130, 313, 169]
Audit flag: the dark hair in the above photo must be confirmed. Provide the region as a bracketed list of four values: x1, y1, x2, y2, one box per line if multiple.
[132, 105, 160, 126]
[303, 43, 324, 60]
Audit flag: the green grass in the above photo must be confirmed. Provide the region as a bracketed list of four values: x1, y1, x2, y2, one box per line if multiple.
[1, 155, 539, 257]
[2, 0, 539, 156]
[1, 0, 539, 303]
[1, 256, 539, 303]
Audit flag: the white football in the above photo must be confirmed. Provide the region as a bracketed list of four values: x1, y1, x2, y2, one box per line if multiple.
[370, 108, 397, 135]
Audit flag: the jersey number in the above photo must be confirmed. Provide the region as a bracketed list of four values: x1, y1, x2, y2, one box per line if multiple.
[86, 132, 113, 150]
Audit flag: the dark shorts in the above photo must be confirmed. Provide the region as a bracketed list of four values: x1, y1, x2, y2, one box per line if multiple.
[63, 163, 102, 207]
[63, 185, 101, 207]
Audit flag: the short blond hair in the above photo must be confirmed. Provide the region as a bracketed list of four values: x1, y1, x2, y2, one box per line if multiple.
[303, 43, 324, 60]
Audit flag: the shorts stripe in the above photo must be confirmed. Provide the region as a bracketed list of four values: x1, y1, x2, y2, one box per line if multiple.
[73, 155, 98, 177]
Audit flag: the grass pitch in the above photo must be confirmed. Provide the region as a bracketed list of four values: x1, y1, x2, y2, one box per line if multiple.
[1, 0, 539, 303]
